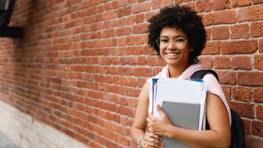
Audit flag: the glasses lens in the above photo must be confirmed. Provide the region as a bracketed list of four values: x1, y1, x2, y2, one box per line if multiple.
[157, 37, 187, 49]
[174, 37, 187, 49]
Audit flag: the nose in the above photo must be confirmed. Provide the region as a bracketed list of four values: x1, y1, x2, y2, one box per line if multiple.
[166, 39, 176, 50]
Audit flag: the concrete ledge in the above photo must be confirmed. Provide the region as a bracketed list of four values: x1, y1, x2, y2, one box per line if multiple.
[0, 100, 89, 148]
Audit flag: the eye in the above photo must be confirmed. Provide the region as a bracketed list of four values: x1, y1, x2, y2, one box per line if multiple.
[160, 39, 169, 42]
[175, 38, 185, 42]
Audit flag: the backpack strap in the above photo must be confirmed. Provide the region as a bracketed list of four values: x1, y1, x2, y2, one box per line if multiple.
[190, 70, 219, 82]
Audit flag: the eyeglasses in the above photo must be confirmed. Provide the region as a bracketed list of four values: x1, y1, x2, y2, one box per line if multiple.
[156, 37, 187, 49]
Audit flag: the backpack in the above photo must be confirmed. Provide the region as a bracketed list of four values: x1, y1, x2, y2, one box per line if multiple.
[190, 70, 245, 148]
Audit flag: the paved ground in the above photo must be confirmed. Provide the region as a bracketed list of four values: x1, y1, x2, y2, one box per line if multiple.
[0, 131, 17, 148]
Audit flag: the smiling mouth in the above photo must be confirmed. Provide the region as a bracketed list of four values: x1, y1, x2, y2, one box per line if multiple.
[166, 53, 178, 56]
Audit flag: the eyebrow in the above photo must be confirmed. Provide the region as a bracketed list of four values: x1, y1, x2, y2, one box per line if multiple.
[160, 35, 186, 38]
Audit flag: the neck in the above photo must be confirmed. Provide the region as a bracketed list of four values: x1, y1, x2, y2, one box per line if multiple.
[168, 63, 189, 78]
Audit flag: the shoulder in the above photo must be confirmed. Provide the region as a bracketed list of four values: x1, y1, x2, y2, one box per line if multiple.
[139, 81, 150, 98]
[203, 73, 220, 87]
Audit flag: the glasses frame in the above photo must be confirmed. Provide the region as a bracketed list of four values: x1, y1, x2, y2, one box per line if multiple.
[156, 37, 188, 49]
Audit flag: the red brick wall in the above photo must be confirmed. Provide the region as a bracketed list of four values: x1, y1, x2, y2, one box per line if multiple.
[0, 0, 263, 147]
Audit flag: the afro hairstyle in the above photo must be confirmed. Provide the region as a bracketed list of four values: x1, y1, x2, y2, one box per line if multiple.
[147, 5, 207, 65]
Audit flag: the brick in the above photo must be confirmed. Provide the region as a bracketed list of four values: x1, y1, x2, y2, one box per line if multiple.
[116, 27, 132, 36]
[127, 57, 137, 65]
[238, 5, 263, 22]
[252, 121, 263, 136]
[255, 55, 263, 70]
[132, 1, 151, 13]
[120, 97, 127, 105]
[232, 56, 252, 70]
[245, 136, 263, 148]
[105, 138, 118, 148]
[120, 116, 129, 126]
[198, 56, 213, 68]
[260, 39, 263, 53]
[145, 11, 154, 21]
[212, 26, 229, 40]
[214, 56, 231, 69]
[252, 0, 263, 4]
[133, 23, 148, 34]
[125, 36, 135, 45]
[153, 67, 163, 76]
[126, 15, 134, 25]
[203, 10, 236, 26]
[135, 13, 144, 24]
[112, 75, 119, 84]
[120, 57, 127, 65]
[233, 87, 252, 101]
[242, 119, 251, 134]
[133, 67, 152, 77]
[138, 56, 147, 65]
[128, 77, 137, 87]
[221, 86, 231, 100]
[128, 0, 136, 5]
[152, 0, 173, 10]
[147, 56, 158, 66]
[117, 67, 133, 75]
[142, 45, 157, 55]
[230, 24, 249, 39]
[125, 46, 142, 55]
[221, 40, 258, 54]
[232, 0, 251, 7]
[254, 89, 263, 103]
[102, 29, 115, 38]
[118, 18, 126, 26]
[118, 37, 126, 46]
[117, 6, 132, 17]
[256, 105, 263, 120]
[251, 22, 263, 37]
[118, 0, 127, 7]
[196, 0, 211, 13]
[202, 41, 220, 55]
[128, 98, 137, 107]
[134, 35, 144, 45]
[117, 106, 133, 117]
[228, 101, 254, 118]
[212, 0, 230, 10]
[216, 71, 236, 84]
[111, 47, 125, 55]
[181, 2, 195, 11]
[205, 28, 210, 40]
[238, 72, 263, 86]
[157, 56, 166, 66]
[103, 10, 117, 20]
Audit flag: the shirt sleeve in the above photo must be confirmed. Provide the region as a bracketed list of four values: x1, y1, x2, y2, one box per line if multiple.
[203, 74, 232, 126]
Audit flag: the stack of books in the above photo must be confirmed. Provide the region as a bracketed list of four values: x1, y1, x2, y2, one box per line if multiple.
[151, 78, 207, 148]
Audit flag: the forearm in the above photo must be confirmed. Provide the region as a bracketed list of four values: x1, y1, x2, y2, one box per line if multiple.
[131, 127, 145, 144]
[166, 125, 230, 148]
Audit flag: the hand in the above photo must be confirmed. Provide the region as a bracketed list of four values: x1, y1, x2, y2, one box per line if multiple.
[147, 104, 172, 137]
[141, 132, 164, 148]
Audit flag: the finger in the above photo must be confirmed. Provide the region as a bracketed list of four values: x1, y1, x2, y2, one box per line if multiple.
[144, 140, 156, 148]
[146, 139, 160, 148]
[156, 104, 166, 116]
[146, 117, 153, 125]
[148, 132, 161, 140]
[148, 112, 156, 120]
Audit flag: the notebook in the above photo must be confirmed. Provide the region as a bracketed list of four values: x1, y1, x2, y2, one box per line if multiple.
[161, 100, 200, 148]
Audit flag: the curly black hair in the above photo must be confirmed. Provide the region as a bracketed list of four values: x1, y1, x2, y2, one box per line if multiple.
[147, 5, 206, 65]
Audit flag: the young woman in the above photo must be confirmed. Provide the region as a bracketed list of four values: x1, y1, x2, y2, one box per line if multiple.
[131, 5, 231, 148]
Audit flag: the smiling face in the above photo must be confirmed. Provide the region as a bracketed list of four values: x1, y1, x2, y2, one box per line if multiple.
[159, 27, 192, 68]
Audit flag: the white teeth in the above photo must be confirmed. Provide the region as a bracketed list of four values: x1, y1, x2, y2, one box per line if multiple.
[166, 53, 178, 56]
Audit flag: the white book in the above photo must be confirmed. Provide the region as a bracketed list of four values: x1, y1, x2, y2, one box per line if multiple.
[153, 78, 207, 130]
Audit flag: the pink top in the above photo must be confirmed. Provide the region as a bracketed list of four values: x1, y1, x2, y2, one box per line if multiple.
[147, 60, 232, 126]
